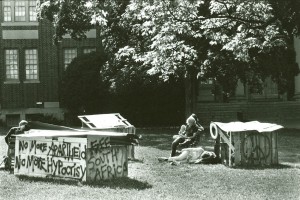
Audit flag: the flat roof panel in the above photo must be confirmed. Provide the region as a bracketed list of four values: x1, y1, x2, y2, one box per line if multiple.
[78, 113, 133, 129]
[212, 121, 283, 133]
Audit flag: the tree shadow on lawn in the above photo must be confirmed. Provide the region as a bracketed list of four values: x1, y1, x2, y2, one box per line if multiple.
[232, 163, 298, 170]
[17, 175, 152, 190]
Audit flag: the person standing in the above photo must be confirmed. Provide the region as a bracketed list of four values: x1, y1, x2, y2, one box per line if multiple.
[3, 120, 30, 170]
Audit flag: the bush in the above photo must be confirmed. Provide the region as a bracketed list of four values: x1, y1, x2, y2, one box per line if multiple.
[60, 51, 108, 115]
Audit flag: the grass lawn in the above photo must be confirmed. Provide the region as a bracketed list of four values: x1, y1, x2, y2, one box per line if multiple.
[0, 127, 299, 200]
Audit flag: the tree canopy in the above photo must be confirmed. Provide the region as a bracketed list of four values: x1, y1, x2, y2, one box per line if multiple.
[37, 0, 300, 96]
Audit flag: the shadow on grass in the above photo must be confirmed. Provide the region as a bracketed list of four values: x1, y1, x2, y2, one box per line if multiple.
[84, 177, 152, 189]
[233, 163, 297, 170]
[17, 175, 152, 190]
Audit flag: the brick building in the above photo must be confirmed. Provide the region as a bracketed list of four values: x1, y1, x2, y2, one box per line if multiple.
[1, 0, 299, 127]
[0, 0, 101, 126]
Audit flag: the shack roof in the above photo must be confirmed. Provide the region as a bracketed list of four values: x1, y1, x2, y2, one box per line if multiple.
[16, 129, 128, 138]
[212, 121, 283, 133]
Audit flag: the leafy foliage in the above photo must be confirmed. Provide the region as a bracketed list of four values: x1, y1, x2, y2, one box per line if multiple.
[37, 0, 107, 44]
[37, 0, 300, 100]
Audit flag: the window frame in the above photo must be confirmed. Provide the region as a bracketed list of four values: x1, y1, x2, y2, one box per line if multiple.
[2, 0, 38, 25]
[24, 49, 39, 81]
[3, 6, 12, 22]
[64, 48, 78, 69]
[14, 1, 26, 22]
[5, 49, 20, 82]
[28, 1, 37, 22]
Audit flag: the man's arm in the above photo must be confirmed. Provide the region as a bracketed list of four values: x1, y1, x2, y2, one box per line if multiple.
[188, 124, 203, 139]
[187, 132, 198, 140]
[4, 127, 17, 144]
[197, 123, 204, 131]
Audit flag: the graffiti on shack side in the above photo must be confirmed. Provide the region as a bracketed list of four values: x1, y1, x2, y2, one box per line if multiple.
[14, 136, 128, 181]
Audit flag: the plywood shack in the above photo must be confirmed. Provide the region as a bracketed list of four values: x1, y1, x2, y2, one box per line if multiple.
[14, 130, 133, 182]
[210, 121, 283, 167]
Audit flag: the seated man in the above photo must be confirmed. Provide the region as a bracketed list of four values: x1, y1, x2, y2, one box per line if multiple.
[170, 116, 202, 157]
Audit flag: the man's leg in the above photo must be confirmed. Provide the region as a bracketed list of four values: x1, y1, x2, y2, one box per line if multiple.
[171, 137, 185, 157]
[5, 145, 12, 170]
[168, 150, 189, 162]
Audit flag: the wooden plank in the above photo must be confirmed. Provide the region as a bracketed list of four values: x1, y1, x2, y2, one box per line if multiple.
[218, 130, 235, 151]
[234, 132, 241, 166]
[220, 143, 227, 166]
[264, 132, 270, 165]
[86, 146, 128, 182]
[15, 137, 87, 181]
[258, 132, 263, 165]
[242, 132, 248, 166]
[17, 138, 53, 156]
[245, 132, 253, 165]
[229, 132, 232, 167]
[253, 131, 258, 165]
[240, 132, 245, 166]
[214, 134, 221, 159]
[253, 131, 259, 166]
[238, 131, 278, 167]
[127, 145, 134, 160]
[47, 157, 86, 181]
[78, 114, 133, 129]
[220, 136, 226, 165]
[58, 137, 86, 143]
[272, 132, 278, 165]
[265, 132, 272, 165]
[87, 135, 110, 149]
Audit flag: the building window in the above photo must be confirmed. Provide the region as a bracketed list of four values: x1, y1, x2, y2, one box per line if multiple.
[83, 48, 96, 54]
[15, 1, 26, 22]
[25, 49, 38, 80]
[28, 0, 37, 21]
[5, 49, 19, 80]
[2, 0, 38, 24]
[64, 48, 77, 68]
[3, 6, 12, 22]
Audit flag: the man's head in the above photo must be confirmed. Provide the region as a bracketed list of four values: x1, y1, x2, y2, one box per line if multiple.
[186, 116, 196, 126]
[191, 113, 199, 122]
[19, 120, 28, 127]
[191, 113, 202, 127]
[19, 120, 29, 131]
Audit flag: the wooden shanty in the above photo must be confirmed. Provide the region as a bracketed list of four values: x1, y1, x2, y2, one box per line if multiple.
[78, 113, 136, 159]
[14, 129, 138, 182]
[12, 114, 138, 182]
[210, 121, 283, 167]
